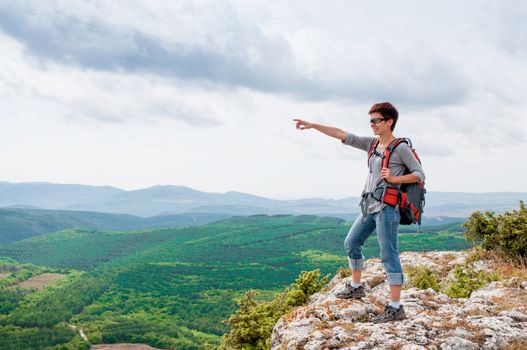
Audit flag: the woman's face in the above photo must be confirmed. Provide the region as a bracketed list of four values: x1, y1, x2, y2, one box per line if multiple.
[370, 112, 392, 135]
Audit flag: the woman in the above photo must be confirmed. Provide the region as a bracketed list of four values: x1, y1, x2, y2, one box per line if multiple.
[293, 102, 425, 323]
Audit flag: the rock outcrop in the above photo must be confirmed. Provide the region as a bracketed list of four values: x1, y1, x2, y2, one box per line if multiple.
[271, 251, 527, 350]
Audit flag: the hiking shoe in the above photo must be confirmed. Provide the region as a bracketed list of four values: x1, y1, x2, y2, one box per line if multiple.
[372, 304, 406, 324]
[335, 282, 366, 299]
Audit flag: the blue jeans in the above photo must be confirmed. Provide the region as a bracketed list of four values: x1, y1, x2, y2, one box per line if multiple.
[344, 205, 405, 285]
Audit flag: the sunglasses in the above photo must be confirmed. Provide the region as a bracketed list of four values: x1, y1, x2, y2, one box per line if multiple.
[370, 117, 385, 124]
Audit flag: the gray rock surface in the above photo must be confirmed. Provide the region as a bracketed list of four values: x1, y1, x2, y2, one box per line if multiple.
[271, 251, 527, 350]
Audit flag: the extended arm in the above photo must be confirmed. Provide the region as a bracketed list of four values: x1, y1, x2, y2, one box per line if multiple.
[293, 119, 347, 141]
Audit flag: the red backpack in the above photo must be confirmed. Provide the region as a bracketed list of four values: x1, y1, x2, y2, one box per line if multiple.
[367, 137, 426, 225]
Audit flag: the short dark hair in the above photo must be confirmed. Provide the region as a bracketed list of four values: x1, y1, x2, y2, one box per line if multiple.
[369, 102, 398, 131]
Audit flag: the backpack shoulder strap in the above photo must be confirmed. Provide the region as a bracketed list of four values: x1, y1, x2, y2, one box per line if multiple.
[381, 138, 407, 169]
[400, 137, 413, 149]
[382, 137, 423, 169]
[367, 138, 380, 167]
[399, 137, 421, 163]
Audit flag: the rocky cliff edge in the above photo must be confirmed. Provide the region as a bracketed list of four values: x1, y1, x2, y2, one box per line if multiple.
[271, 250, 527, 350]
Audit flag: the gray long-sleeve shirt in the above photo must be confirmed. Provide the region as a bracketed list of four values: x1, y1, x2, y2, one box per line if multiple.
[341, 132, 426, 214]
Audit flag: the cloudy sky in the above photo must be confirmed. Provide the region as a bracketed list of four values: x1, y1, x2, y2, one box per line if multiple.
[0, 0, 526, 200]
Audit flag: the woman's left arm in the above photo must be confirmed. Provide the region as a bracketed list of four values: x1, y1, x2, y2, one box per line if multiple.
[383, 172, 421, 184]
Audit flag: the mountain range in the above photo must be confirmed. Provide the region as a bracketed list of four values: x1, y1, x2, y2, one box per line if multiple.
[1, 180, 525, 218]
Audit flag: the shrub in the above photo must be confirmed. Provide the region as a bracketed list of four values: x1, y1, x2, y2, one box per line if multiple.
[219, 269, 329, 350]
[337, 267, 351, 279]
[443, 264, 499, 298]
[406, 265, 440, 291]
[285, 270, 329, 307]
[463, 201, 527, 260]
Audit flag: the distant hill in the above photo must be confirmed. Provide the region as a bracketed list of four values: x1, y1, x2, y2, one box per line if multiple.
[0, 181, 122, 208]
[0, 181, 525, 218]
[0, 208, 231, 244]
[0, 214, 469, 274]
[0, 207, 463, 245]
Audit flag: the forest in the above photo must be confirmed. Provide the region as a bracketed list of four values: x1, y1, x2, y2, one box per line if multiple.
[0, 214, 470, 349]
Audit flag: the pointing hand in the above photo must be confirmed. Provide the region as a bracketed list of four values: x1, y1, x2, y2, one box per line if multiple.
[293, 118, 313, 130]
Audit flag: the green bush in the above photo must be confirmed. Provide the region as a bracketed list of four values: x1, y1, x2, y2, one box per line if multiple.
[219, 269, 329, 350]
[443, 264, 499, 298]
[337, 267, 351, 279]
[463, 201, 527, 260]
[406, 265, 440, 291]
[464, 246, 487, 265]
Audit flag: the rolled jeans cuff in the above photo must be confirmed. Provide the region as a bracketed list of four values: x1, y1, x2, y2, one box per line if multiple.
[348, 256, 364, 270]
[387, 272, 404, 285]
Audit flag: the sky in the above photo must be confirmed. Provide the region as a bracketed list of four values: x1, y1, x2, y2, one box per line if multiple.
[0, 0, 526, 200]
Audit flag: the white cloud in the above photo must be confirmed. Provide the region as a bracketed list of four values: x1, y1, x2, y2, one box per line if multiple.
[0, 0, 526, 198]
